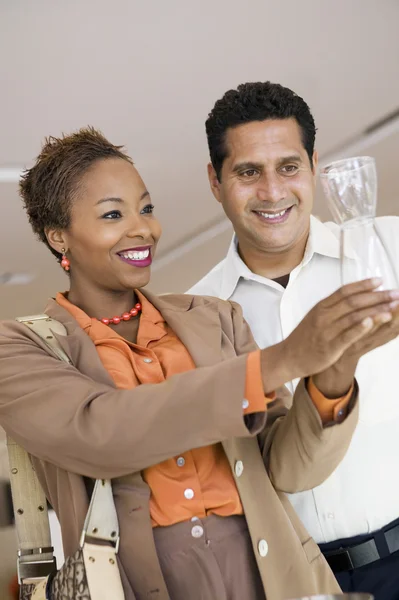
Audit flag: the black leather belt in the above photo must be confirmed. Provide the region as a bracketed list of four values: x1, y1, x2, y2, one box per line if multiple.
[323, 523, 399, 572]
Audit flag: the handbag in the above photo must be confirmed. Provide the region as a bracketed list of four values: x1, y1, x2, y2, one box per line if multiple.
[7, 314, 125, 600]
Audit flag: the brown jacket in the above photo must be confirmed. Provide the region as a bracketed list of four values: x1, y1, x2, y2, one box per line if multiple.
[0, 291, 358, 600]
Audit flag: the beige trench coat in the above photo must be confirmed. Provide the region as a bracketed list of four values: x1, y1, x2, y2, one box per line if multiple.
[0, 291, 358, 600]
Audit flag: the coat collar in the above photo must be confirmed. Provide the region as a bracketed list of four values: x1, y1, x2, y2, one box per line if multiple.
[44, 289, 225, 371]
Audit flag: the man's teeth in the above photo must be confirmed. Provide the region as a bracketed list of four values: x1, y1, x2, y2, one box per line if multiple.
[258, 209, 288, 220]
[120, 249, 150, 260]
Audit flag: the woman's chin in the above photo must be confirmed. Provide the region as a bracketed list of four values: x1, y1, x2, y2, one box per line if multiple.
[122, 269, 152, 290]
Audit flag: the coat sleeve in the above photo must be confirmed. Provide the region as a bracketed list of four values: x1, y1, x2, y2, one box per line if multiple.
[257, 380, 359, 493]
[0, 318, 265, 479]
[229, 301, 359, 493]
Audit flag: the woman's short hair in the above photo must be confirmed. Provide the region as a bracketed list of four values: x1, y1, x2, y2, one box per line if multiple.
[20, 126, 132, 262]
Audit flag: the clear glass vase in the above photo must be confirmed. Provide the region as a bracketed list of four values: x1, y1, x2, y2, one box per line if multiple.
[320, 156, 398, 290]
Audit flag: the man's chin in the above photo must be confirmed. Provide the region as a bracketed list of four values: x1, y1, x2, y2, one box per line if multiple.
[252, 219, 309, 254]
[251, 229, 299, 253]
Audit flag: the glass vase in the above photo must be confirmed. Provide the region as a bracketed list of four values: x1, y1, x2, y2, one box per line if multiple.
[320, 156, 398, 290]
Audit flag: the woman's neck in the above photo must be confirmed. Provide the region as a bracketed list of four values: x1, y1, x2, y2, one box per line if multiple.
[67, 283, 141, 343]
[67, 286, 137, 321]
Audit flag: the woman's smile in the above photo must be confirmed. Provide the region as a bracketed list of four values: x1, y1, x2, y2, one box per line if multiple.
[117, 245, 153, 268]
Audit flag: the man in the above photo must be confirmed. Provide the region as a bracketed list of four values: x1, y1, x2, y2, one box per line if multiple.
[189, 81, 399, 599]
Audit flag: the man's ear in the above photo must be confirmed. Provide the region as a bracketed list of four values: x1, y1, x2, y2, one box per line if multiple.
[312, 150, 318, 176]
[207, 163, 222, 203]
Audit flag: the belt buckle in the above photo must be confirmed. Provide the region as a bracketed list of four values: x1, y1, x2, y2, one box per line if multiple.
[325, 547, 355, 571]
[343, 549, 355, 570]
[17, 547, 57, 584]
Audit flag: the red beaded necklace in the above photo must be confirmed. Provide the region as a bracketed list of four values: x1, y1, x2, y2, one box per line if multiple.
[99, 303, 142, 326]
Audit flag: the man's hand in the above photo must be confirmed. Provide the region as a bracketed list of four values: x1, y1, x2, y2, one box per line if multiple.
[260, 278, 399, 394]
[313, 307, 399, 397]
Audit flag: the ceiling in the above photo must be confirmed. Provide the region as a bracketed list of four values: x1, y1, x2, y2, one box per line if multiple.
[1, 0, 398, 318]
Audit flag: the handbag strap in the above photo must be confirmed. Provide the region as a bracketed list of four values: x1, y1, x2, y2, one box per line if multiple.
[7, 314, 120, 583]
[7, 435, 56, 582]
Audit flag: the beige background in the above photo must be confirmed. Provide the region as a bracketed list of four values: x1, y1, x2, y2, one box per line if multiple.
[1, 0, 399, 319]
[0, 1, 399, 597]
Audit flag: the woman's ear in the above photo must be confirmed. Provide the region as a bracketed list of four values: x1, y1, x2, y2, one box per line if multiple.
[45, 228, 69, 255]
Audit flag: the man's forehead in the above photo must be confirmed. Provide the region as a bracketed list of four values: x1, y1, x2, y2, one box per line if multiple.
[224, 118, 305, 162]
[225, 142, 307, 170]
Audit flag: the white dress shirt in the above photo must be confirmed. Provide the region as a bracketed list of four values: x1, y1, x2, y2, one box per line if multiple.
[189, 215, 399, 543]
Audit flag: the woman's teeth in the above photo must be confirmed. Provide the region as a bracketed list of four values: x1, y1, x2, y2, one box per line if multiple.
[258, 209, 288, 219]
[120, 249, 150, 260]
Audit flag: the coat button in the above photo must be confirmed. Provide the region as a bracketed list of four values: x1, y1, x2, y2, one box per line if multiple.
[242, 399, 249, 410]
[184, 488, 194, 500]
[258, 539, 268, 557]
[143, 357, 153, 363]
[176, 457, 185, 467]
[235, 460, 244, 477]
[191, 525, 204, 538]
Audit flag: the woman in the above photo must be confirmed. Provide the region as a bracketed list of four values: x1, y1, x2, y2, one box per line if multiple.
[0, 127, 397, 600]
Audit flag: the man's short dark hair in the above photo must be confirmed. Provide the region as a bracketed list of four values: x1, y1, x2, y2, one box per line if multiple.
[206, 82, 317, 181]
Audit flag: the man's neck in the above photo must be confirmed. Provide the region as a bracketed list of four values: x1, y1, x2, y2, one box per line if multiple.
[237, 232, 309, 281]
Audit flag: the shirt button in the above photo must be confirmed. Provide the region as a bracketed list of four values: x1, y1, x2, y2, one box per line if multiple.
[258, 539, 268, 557]
[143, 358, 153, 364]
[184, 488, 194, 500]
[191, 525, 204, 538]
[242, 399, 249, 410]
[328, 513, 335, 519]
[176, 457, 185, 467]
[235, 460, 244, 477]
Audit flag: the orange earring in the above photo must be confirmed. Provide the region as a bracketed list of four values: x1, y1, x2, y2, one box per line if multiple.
[60, 249, 70, 272]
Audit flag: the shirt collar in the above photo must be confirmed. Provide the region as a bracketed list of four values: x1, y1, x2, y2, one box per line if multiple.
[56, 292, 93, 332]
[219, 216, 350, 300]
[303, 215, 356, 264]
[302, 215, 341, 266]
[219, 236, 251, 300]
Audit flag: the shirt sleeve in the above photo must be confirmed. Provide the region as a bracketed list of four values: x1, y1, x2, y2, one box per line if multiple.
[243, 350, 275, 415]
[306, 376, 353, 424]
[244, 350, 353, 424]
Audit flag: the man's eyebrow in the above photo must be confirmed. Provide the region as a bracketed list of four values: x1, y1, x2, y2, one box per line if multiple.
[278, 154, 303, 164]
[232, 161, 264, 173]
